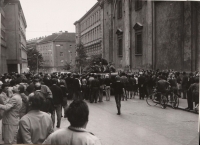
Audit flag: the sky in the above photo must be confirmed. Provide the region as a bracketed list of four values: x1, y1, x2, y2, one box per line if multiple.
[20, 0, 97, 40]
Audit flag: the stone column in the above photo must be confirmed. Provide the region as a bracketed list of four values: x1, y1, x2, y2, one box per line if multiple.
[123, 0, 130, 67]
[100, 2, 104, 58]
[0, 14, 1, 74]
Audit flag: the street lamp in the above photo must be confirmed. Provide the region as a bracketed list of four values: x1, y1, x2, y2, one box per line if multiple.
[34, 54, 41, 74]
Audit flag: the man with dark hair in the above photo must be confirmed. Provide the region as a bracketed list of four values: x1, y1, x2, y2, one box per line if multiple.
[186, 73, 195, 110]
[50, 78, 63, 128]
[112, 75, 124, 115]
[90, 75, 100, 103]
[72, 74, 82, 100]
[18, 93, 53, 144]
[120, 72, 128, 100]
[65, 73, 74, 100]
[43, 100, 101, 145]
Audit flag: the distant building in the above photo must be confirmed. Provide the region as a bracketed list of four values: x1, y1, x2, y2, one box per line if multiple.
[26, 37, 44, 50]
[0, 0, 7, 74]
[4, 0, 27, 73]
[74, 2, 103, 58]
[36, 31, 75, 73]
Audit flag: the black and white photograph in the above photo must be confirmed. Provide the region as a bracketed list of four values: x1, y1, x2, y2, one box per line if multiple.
[0, 0, 199, 144]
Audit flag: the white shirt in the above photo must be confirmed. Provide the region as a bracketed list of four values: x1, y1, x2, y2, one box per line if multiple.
[43, 126, 101, 145]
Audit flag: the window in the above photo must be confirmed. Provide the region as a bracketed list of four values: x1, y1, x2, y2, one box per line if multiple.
[1, 30, 5, 39]
[118, 37, 123, 56]
[135, 33, 142, 55]
[135, 0, 142, 11]
[60, 52, 64, 56]
[117, 0, 122, 19]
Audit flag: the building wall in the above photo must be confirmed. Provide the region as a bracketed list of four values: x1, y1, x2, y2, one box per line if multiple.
[75, 2, 102, 58]
[102, 0, 113, 63]
[5, 1, 27, 73]
[155, 1, 199, 71]
[101, 0, 199, 71]
[5, 3, 19, 62]
[155, 1, 183, 70]
[0, 7, 7, 74]
[37, 42, 54, 72]
[37, 40, 76, 73]
[53, 41, 76, 72]
[113, 0, 125, 69]
[197, 2, 200, 71]
[130, 1, 153, 70]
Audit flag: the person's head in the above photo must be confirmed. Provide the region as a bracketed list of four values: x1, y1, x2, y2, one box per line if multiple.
[28, 92, 44, 110]
[115, 75, 121, 81]
[66, 100, 89, 128]
[51, 78, 58, 85]
[10, 80, 16, 87]
[183, 72, 186, 75]
[59, 80, 65, 86]
[12, 84, 20, 93]
[34, 80, 41, 90]
[18, 85, 25, 93]
[1, 83, 9, 93]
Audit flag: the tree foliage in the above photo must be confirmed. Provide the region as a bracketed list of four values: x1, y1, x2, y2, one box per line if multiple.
[63, 61, 73, 71]
[75, 43, 88, 72]
[27, 47, 43, 72]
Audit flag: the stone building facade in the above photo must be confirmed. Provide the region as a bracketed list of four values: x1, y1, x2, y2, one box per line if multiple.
[74, 2, 103, 58]
[36, 32, 76, 73]
[99, 0, 200, 72]
[0, 1, 7, 74]
[4, 0, 27, 73]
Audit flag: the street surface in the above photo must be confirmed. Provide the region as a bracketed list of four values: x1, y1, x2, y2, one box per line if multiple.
[0, 96, 198, 145]
[58, 96, 199, 145]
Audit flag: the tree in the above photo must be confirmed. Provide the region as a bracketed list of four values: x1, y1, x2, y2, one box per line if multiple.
[75, 43, 88, 73]
[27, 47, 43, 72]
[63, 61, 72, 71]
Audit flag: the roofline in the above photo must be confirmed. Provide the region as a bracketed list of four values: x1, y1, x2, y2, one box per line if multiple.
[74, 1, 100, 25]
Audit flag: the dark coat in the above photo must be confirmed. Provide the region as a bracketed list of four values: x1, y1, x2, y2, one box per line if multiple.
[72, 79, 81, 92]
[50, 85, 63, 105]
[182, 75, 188, 90]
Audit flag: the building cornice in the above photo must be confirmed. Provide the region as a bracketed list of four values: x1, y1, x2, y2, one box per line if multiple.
[74, 1, 100, 25]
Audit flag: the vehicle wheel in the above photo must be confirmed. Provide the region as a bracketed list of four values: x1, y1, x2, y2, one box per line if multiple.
[161, 95, 167, 109]
[171, 93, 176, 109]
[146, 93, 157, 106]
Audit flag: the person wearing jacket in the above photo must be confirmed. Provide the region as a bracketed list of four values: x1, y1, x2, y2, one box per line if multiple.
[43, 100, 101, 145]
[181, 72, 188, 99]
[0, 84, 22, 144]
[90, 75, 100, 103]
[18, 92, 53, 144]
[50, 78, 63, 128]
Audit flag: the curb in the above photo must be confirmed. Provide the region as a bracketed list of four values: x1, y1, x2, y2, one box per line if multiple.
[166, 104, 198, 114]
[178, 106, 198, 114]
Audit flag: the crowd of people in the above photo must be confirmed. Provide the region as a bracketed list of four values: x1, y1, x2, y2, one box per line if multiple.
[0, 69, 198, 144]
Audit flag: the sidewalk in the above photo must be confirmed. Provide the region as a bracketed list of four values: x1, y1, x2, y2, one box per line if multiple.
[176, 98, 198, 114]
